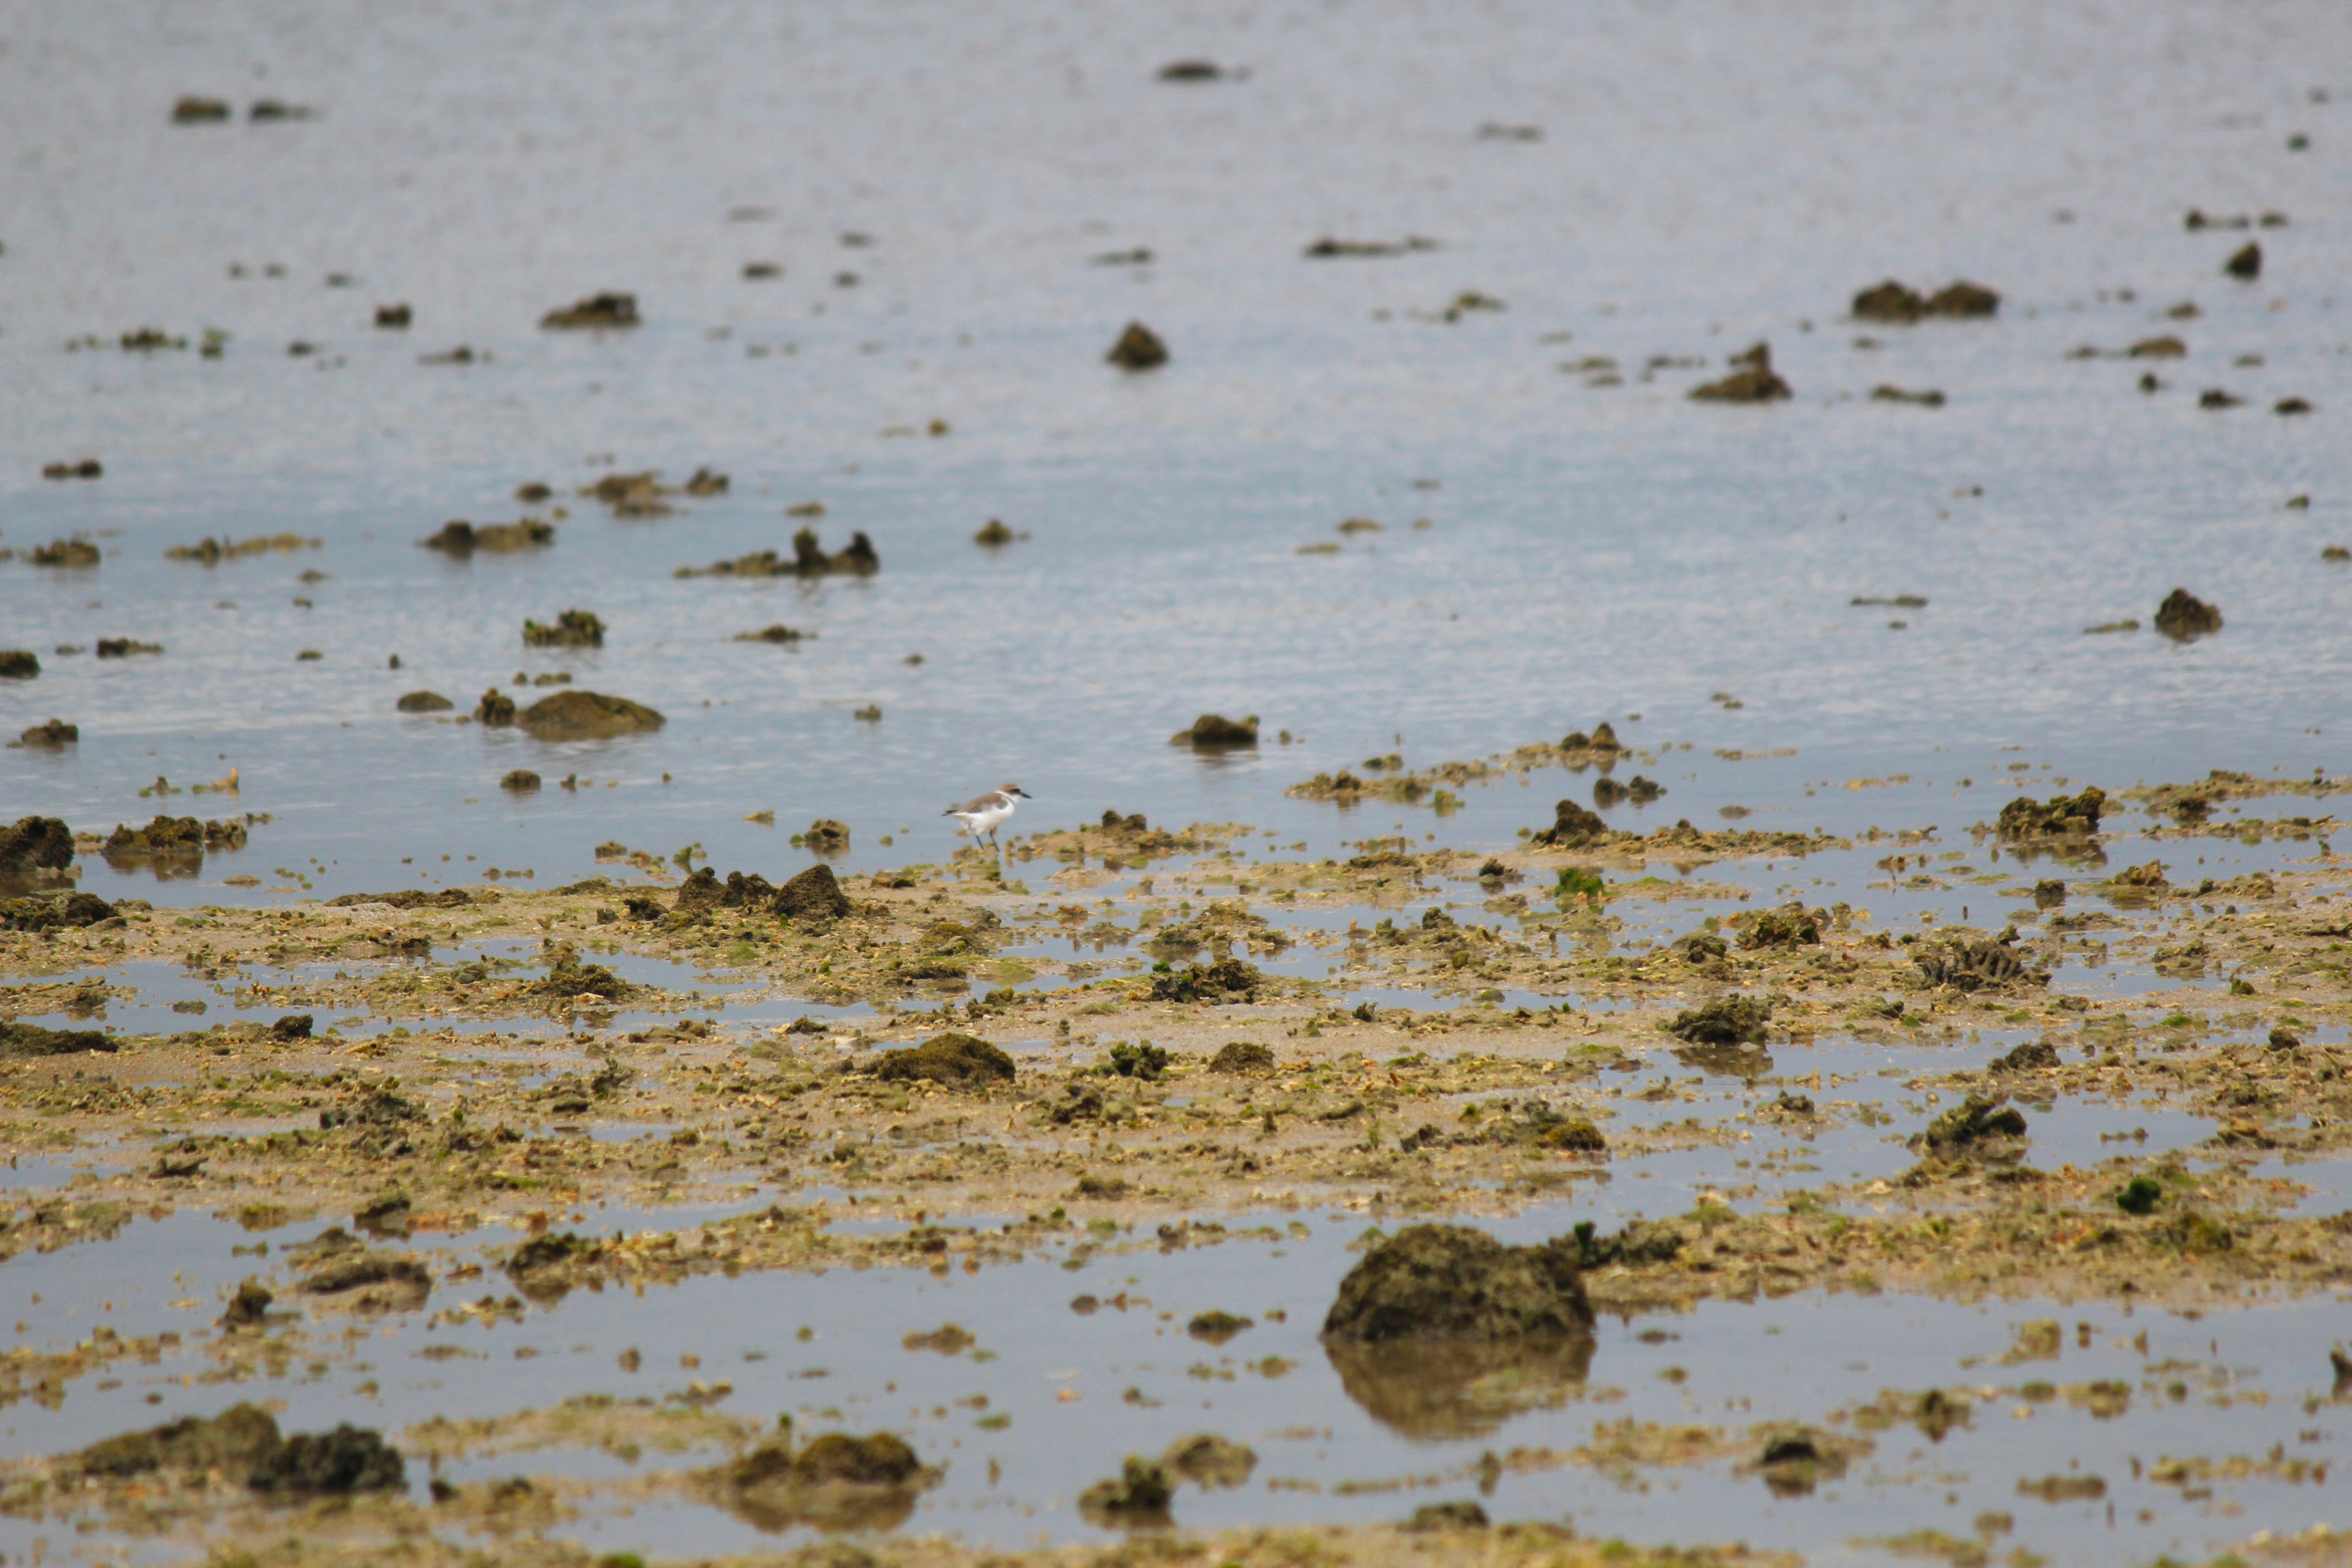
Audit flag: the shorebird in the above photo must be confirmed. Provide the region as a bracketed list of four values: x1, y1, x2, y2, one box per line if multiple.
[944, 783, 1031, 850]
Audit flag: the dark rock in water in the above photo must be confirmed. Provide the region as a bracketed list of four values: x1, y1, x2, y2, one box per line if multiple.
[718, 1430, 927, 1532]
[2224, 242, 2261, 280]
[0, 652, 40, 679]
[1107, 321, 1168, 371]
[1079, 1457, 1174, 1524]
[1210, 1040, 1276, 1073]
[672, 867, 724, 915]
[734, 624, 806, 643]
[171, 97, 232, 123]
[1148, 957, 1264, 1003]
[2033, 879, 2067, 908]
[499, 769, 541, 793]
[374, 303, 410, 328]
[1408, 1501, 1491, 1531]
[103, 816, 243, 873]
[1173, 712, 1259, 747]
[80, 1404, 281, 1479]
[1871, 385, 1945, 405]
[1593, 773, 1665, 807]
[1739, 903, 1823, 949]
[777, 863, 850, 922]
[250, 1425, 406, 1495]
[300, 1251, 432, 1310]
[1997, 786, 2105, 837]
[540, 292, 639, 329]
[684, 466, 729, 496]
[40, 459, 102, 480]
[1913, 1093, 2027, 1155]
[475, 688, 516, 725]
[1323, 1223, 1592, 1343]
[1, 1020, 117, 1055]
[1923, 281, 1999, 317]
[95, 637, 162, 657]
[719, 870, 776, 910]
[515, 690, 664, 738]
[2198, 388, 2244, 409]
[396, 690, 453, 713]
[875, 1031, 1016, 1086]
[31, 539, 101, 568]
[2128, 336, 2187, 358]
[677, 527, 878, 579]
[1667, 995, 1770, 1045]
[2276, 396, 2313, 416]
[1532, 798, 1608, 847]
[2270, 1025, 2302, 1051]
[2154, 588, 2223, 640]
[1163, 1433, 1255, 1489]
[248, 99, 311, 121]
[1157, 59, 1224, 80]
[1852, 281, 1927, 322]
[802, 818, 850, 851]
[0, 816, 74, 879]
[422, 518, 554, 553]
[973, 518, 1015, 546]
[1990, 1039, 2059, 1072]
[1917, 934, 2038, 990]
[273, 1013, 313, 1041]
[219, 1281, 273, 1329]
[1303, 236, 1438, 258]
[521, 609, 605, 648]
[1, 892, 117, 932]
[1689, 342, 1791, 402]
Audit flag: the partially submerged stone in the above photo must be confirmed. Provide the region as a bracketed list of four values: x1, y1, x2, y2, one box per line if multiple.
[1322, 1224, 1591, 1344]
[515, 690, 665, 739]
[540, 292, 639, 329]
[1666, 995, 1770, 1046]
[1172, 712, 1259, 747]
[1163, 1433, 1256, 1488]
[717, 1430, 928, 1532]
[1996, 786, 2105, 838]
[0, 816, 75, 880]
[396, 690, 454, 712]
[1913, 1094, 2028, 1156]
[1532, 798, 1607, 846]
[521, 609, 605, 647]
[1079, 1456, 1173, 1523]
[2154, 587, 2223, 639]
[1689, 342, 1791, 402]
[1107, 321, 1168, 371]
[874, 1031, 1015, 1087]
[0, 891, 117, 932]
[1147, 957, 1264, 1003]
[422, 518, 555, 553]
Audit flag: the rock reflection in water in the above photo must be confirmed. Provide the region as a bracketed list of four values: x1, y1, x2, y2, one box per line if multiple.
[1673, 1041, 1774, 1079]
[1322, 1333, 1594, 1439]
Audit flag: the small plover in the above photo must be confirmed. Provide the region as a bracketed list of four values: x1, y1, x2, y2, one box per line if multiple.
[944, 783, 1031, 850]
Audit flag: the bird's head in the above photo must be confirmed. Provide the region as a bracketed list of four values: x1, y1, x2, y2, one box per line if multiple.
[1000, 783, 1031, 799]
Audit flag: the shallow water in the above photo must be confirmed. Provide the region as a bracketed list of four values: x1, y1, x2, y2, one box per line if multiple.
[2, 0, 2348, 908]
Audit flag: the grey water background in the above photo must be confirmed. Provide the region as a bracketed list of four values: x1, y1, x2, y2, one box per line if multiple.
[2, 0, 2348, 905]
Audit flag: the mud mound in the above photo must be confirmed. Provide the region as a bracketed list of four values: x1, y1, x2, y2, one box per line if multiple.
[875, 1032, 1015, 1086]
[1324, 1224, 1591, 1344]
[516, 690, 664, 739]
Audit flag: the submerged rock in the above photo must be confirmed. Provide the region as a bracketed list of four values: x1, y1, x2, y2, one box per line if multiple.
[678, 528, 880, 579]
[515, 690, 664, 739]
[717, 1430, 929, 1532]
[540, 292, 639, 329]
[396, 690, 453, 713]
[499, 769, 541, 793]
[875, 1032, 1016, 1086]
[31, 539, 101, 568]
[0, 652, 40, 679]
[1107, 321, 1168, 371]
[1323, 1223, 1592, 1344]
[1172, 712, 1259, 747]
[2154, 587, 2223, 640]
